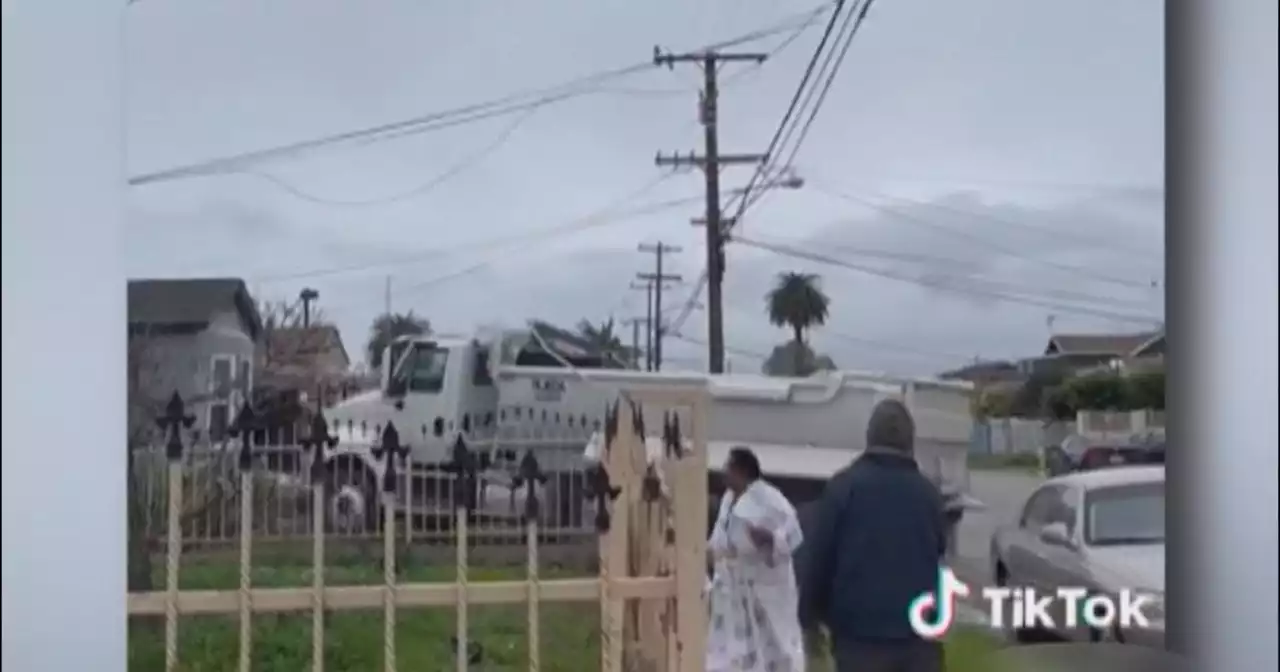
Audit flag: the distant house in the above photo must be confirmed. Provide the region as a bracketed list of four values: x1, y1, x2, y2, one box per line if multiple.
[127, 278, 263, 442]
[937, 329, 1165, 384]
[1074, 329, 1165, 376]
[938, 359, 1022, 385]
[260, 324, 354, 407]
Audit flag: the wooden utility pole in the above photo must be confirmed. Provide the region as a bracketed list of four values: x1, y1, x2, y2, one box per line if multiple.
[653, 46, 769, 374]
[630, 281, 656, 370]
[384, 275, 392, 317]
[637, 242, 682, 371]
[622, 316, 648, 370]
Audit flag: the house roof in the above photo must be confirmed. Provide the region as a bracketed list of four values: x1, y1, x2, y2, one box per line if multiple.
[1043, 331, 1159, 357]
[1130, 329, 1165, 357]
[127, 277, 262, 340]
[937, 360, 1019, 382]
[266, 325, 350, 367]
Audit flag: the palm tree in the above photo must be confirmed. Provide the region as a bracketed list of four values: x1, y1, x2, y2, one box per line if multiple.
[576, 318, 629, 363]
[766, 271, 831, 374]
[366, 311, 431, 369]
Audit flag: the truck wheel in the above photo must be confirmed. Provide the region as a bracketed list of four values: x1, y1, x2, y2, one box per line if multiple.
[325, 456, 379, 535]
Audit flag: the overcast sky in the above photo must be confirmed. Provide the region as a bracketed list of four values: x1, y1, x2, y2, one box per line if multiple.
[122, 0, 1164, 375]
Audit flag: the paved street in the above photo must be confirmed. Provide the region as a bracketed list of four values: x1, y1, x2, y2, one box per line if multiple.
[952, 469, 1044, 623]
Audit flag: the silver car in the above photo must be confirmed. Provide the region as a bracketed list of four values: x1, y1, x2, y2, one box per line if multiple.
[990, 465, 1166, 647]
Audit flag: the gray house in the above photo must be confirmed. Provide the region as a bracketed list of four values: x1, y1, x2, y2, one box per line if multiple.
[127, 278, 263, 442]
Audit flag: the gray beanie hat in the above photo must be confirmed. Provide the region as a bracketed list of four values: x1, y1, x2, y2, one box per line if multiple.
[865, 398, 916, 455]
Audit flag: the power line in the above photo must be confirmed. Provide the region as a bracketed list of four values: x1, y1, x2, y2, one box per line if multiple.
[808, 181, 1158, 290]
[668, 0, 864, 339]
[732, 235, 1163, 325]
[129, 72, 639, 187]
[743, 233, 1156, 311]
[724, 0, 850, 220]
[246, 177, 682, 285]
[718, 300, 970, 363]
[769, 0, 876, 181]
[313, 175, 682, 313]
[127, 8, 832, 188]
[244, 106, 538, 207]
[852, 187, 1164, 262]
[236, 179, 794, 287]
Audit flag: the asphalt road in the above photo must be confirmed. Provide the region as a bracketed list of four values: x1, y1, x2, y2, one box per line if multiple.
[951, 469, 1044, 622]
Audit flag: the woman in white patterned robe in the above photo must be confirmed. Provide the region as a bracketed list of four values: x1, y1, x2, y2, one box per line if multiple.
[706, 447, 807, 672]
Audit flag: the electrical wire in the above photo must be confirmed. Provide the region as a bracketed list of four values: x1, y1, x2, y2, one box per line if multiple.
[258, 9, 826, 207]
[732, 235, 1163, 325]
[609, 6, 828, 97]
[668, 0, 861, 336]
[246, 179, 788, 286]
[739, 233, 1154, 311]
[769, 0, 876, 183]
[242, 107, 539, 208]
[718, 301, 970, 363]
[722, 0, 852, 220]
[311, 174, 680, 312]
[807, 181, 1157, 290]
[853, 187, 1164, 262]
[127, 7, 834, 189]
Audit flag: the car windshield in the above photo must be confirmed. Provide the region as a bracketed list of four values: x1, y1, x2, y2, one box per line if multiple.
[1084, 481, 1165, 546]
[392, 343, 450, 394]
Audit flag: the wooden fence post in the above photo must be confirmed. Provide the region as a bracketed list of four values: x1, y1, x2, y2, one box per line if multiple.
[374, 423, 408, 672]
[302, 414, 338, 672]
[157, 392, 194, 672]
[231, 403, 260, 672]
[673, 396, 708, 672]
[517, 450, 548, 672]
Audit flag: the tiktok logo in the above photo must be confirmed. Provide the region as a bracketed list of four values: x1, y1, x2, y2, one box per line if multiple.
[907, 566, 971, 640]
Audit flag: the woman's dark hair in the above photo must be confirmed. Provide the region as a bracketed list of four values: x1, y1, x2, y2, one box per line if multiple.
[727, 446, 762, 481]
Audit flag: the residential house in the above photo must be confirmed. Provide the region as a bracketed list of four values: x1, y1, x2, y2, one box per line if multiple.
[127, 278, 263, 442]
[260, 324, 354, 409]
[937, 329, 1164, 384]
[938, 359, 1023, 386]
[1045, 329, 1164, 377]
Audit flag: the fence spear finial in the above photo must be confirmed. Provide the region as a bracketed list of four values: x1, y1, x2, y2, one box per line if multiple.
[157, 391, 195, 461]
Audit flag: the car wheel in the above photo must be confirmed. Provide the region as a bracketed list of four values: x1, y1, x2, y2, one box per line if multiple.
[325, 457, 380, 535]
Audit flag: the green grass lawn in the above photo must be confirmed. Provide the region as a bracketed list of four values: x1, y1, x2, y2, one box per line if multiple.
[969, 451, 1044, 475]
[129, 559, 1005, 671]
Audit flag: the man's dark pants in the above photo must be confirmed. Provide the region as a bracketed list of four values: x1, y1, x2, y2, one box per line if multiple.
[832, 639, 944, 672]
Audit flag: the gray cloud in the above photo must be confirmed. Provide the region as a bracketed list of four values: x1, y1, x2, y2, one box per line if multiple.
[122, 0, 1163, 374]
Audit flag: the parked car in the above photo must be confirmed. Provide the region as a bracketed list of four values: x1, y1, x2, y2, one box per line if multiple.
[989, 465, 1165, 647]
[1043, 434, 1165, 477]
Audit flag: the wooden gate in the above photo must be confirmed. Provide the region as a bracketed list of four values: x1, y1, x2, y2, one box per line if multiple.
[126, 384, 709, 672]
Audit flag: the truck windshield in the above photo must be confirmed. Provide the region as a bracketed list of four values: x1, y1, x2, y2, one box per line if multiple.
[392, 343, 450, 394]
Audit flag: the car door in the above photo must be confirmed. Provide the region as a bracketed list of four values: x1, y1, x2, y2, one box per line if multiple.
[1002, 485, 1064, 587]
[1039, 485, 1090, 638]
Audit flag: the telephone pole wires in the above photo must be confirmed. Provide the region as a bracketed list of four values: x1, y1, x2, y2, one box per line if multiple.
[636, 241, 682, 371]
[653, 46, 769, 374]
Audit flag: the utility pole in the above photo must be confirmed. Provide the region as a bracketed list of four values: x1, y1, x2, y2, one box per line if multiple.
[654, 46, 769, 374]
[622, 316, 648, 370]
[630, 281, 656, 370]
[299, 287, 319, 328]
[384, 275, 392, 317]
[637, 242, 683, 371]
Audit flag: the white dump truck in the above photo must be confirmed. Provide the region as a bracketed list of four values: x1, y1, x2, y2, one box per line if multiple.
[317, 321, 981, 544]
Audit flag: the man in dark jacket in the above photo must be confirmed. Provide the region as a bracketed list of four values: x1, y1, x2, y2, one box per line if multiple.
[797, 398, 949, 672]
